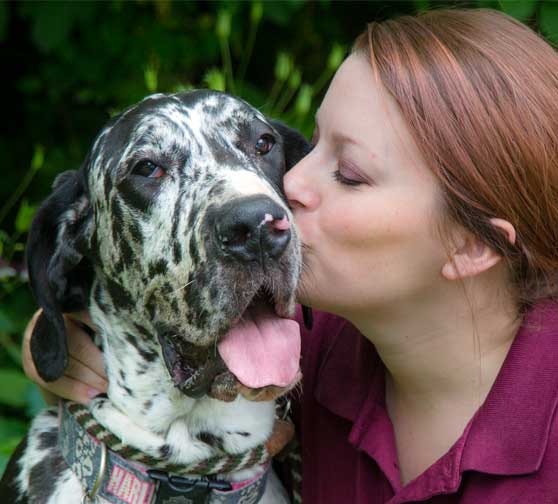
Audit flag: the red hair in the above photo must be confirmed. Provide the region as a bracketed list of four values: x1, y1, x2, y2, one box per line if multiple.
[353, 8, 558, 312]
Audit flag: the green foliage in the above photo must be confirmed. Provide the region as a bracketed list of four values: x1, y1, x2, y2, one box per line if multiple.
[0, 0, 553, 476]
[499, 0, 538, 21]
[540, 1, 558, 43]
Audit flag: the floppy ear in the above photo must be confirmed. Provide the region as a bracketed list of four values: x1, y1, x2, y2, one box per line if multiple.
[26, 170, 94, 382]
[270, 120, 311, 171]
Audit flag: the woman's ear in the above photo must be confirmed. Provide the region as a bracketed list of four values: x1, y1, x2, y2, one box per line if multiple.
[441, 218, 516, 281]
[26, 170, 94, 382]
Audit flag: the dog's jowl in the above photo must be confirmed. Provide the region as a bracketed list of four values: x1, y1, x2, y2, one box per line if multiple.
[1, 91, 310, 503]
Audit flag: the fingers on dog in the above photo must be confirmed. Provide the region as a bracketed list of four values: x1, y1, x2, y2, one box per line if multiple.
[65, 356, 108, 394]
[64, 316, 107, 381]
[23, 309, 107, 402]
[22, 309, 43, 383]
[41, 374, 104, 405]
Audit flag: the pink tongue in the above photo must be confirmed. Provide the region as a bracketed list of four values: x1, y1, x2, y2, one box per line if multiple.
[218, 309, 301, 389]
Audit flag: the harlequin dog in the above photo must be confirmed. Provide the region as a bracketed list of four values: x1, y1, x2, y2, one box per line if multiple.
[1, 91, 309, 503]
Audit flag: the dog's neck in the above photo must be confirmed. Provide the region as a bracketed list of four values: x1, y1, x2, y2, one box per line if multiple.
[90, 293, 197, 433]
[87, 280, 276, 472]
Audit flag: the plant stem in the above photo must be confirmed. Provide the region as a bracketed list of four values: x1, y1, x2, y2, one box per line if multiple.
[220, 38, 236, 95]
[0, 147, 43, 228]
[237, 13, 260, 94]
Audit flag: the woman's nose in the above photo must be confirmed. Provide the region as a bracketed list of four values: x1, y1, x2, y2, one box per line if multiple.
[284, 153, 321, 210]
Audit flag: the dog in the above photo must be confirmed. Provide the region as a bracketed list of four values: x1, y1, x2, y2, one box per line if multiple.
[1, 90, 310, 503]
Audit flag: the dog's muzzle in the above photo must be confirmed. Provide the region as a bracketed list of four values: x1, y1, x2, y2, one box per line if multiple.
[213, 195, 292, 265]
[161, 194, 301, 400]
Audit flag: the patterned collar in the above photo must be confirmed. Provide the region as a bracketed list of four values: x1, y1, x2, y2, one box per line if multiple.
[58, 401, 272, 504]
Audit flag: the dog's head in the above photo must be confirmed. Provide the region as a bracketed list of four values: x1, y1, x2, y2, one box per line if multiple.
[27, 91, 310, 399]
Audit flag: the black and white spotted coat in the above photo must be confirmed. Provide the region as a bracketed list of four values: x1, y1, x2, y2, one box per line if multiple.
[0, 91, 310, 503]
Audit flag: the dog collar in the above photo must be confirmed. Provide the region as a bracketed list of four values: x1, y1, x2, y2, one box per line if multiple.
[58, 401, 275, 504]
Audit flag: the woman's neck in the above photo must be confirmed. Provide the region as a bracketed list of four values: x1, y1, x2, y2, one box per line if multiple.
[350, 277, 521, 414]
[347, 278, 522, 485]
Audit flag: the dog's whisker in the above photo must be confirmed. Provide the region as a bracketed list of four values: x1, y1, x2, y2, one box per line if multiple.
[172, 277, 197, 294]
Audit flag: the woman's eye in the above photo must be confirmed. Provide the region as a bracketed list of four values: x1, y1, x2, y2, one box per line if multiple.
[333, 170, 363, 186]
[132, 160, 165, 178]
[255, 134, 276, 155]
[332, 162, 368, 187]
[332, 159, 369, 187]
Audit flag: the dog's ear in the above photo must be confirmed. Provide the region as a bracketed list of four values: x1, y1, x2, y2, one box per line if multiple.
[26, 169, 94, 382]
[270, 120, 312, 171]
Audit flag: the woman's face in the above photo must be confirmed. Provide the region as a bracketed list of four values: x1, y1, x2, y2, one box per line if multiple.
[284, 54, 449, 320]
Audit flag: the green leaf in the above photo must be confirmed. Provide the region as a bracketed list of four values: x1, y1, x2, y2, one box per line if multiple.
[0, 370, 31, 408]
[251, 2, 263, 25]
[275, 52, 292, 82]
[0, 311, 18, 334]
[288, 69, 302, 89]
[204, 68, 226, 91]
[0, 436, 24, 456]
[541, 1, 558, 44]
[414, 0, 430, 12]
[25, 385, 47, 418]
[144, 65, 158, 94]
[498, 0, 537, 20]
[327, 44, 345, 72]
[31, 145, 45, 173]
[263, 0, 304, 26]
[0, 418, 28, 442]
[15, 200, 37, 234]
[0, 418, 28, 475]
[0, 287, 36, 334]
[216, 9, 231, 40]
[294, 84, 313, 117]
[172, 83, 194, 93]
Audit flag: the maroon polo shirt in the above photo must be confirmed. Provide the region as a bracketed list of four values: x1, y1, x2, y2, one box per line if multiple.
[292, 301, 558, 503]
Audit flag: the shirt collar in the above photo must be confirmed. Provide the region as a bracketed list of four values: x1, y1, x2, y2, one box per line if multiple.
[461, 300, 558, 476]
[313, 316, 380, 423]
[313, 301, 558, 480]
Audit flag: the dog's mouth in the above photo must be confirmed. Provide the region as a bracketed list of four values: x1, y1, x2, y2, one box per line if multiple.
[159, 283, 301, 399]
[218, 284, 301, 390]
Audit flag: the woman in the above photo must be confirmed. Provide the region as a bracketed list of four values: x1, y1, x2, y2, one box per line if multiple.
[22, 8, 558, 502]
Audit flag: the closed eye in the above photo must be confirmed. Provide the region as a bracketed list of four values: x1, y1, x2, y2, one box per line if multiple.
[332, 161, 369, 187]
[332, 169, 363, 187]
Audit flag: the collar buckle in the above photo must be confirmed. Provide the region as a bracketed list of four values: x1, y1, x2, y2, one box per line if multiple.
[148, 469, 232, 503]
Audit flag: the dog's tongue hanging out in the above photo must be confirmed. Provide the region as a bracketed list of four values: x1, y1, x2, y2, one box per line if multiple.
[218, 303, 301, 389]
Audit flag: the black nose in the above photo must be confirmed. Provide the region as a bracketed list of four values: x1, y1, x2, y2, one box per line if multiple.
[215, 195, 291, 262]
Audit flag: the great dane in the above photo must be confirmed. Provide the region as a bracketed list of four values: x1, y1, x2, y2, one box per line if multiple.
[1, 91, 309, 503]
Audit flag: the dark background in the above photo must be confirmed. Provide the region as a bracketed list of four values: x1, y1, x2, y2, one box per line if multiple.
[0, 0, 555, 474]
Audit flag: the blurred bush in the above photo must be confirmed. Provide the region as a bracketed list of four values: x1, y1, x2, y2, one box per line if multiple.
[0, 0, 556, 475]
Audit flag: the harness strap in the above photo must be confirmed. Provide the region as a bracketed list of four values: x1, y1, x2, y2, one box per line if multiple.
[59, 401, 270, 504]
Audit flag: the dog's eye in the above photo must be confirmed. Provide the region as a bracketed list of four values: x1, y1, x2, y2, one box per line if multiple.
[255, 134, 275, 156]
[132, 160, 165, 178]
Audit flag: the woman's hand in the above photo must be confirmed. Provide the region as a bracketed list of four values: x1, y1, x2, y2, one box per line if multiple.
[22, 309, 108, 405]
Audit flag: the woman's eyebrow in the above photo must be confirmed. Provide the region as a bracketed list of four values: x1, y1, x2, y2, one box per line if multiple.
[333, 132, 383, 170]
[314, 111, 376, 159]
[331, 131, 359, 147]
